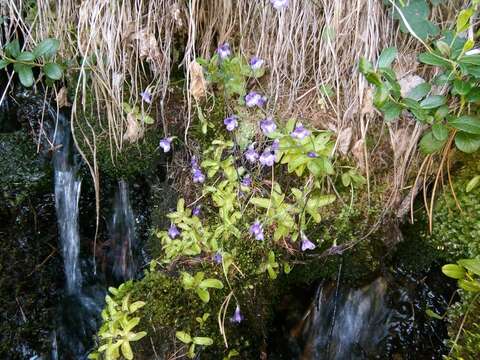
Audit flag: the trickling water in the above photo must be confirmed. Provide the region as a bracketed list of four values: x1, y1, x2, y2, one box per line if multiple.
[109, 180, 137, 281]
[300, 278, 391, 360]
[53, 114, 82, 294]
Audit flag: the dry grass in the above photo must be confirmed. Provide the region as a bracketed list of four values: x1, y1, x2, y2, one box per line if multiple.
[1, 0, 463, 223]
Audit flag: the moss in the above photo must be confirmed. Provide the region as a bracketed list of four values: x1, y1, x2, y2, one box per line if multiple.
[0, 130, 51, 206]
[422, 155, 480, 260]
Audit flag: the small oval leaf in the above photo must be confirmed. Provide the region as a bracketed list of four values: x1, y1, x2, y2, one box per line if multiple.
[43, 63, 63, 80]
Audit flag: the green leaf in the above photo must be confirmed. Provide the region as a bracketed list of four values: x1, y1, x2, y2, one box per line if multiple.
[452, 79, 472, 96]
[406, 82, 431, 101]
[458, 259, 480, 276]
[455, 132, 480, 153]
[199, 279, 223, 289]
[33, 38, 60, 58]
[13, 63, 34, 87]
[420, 95, 446, 109]
[5, 40, 20, 58]
[143, 115, 154, 124]
[121, 341, 133, 360]
[426, 309, 443, 320]
[466, 88, 480, 103]
[457, 8, 474, 33]
[16, 51, 35, 62]
[419, 131, 446, 154]
[359, 57, 373, 74]
[129, 301, 146, 313]
[442, 264, 465, 279]
[193, 337, 214, 346]
[129, 331, 147, 341]
[458, 279, 480, 292]
[381, 101, 402, 121]
[448, 116, 480, 134]
[435, 40, 450, 57]
[459, 54, 480, 65]
[0, 59, 9, 70]
[418, 52, 451, 68]
[196, 288, 210, 303]
[377, 47, 397, 68]
[43, 63, 63, 80]
[176, 331, 193, 344]
[250, 197, 271, 208]
[466, 175, 480, 192]
[432, 123, 449, 141]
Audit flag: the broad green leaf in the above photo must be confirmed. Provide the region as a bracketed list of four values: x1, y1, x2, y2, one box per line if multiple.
[250, 197, 271, 208]
[5, 40, 20, 58]
[392, 0, 439, 40]
[341, 172, 351, 187]
[419, 131, 446, 154]
[432, 123, 448, 141]
[193, 337, 214, 346]
[418, 52, 451, 68]
[457, 8, 474, 33]
[316, 194, 336, 207]
[359, 57, 373, 74]
[455, 132, 480, 153]
[436, 40, 450, 57]
[426, 309, 443, 320]
[467, 88, 480, 103]
[458, 279, 480, 292]
[16, 51, 35, 62]
[406, 82, 430, 101]
[129, 301, 146, 313]
[458, 259, 480, 276]
[377, 47, 397, 68]
[33, 38, 60, 58]
[121, 341, 133, 360]
[143, 115, 154, 124]
[449, 116, 480, 134]
[420, 95, 446, 109]
[43, 63, 63, 80]
[381, 101, 402, 122]
[466, 175, 480, 192]
[0, 59, 9, 69]
[176, 331, 193, 344]
[452, 79, 472, 96]
[129, 331, 147, 341]
[373, 85, 389, 107]
[459, 55, 480, 66]
[199, 278, 223, 289]
[13, 63, 34, 87]
[196, 288, 210, 303]
[442, 263, 465, 279]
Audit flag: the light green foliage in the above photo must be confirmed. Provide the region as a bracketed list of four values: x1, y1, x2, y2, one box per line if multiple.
[0, 38, 63, 87]
[360, 3, 480, 155]
[122, 102, 154, 125]
[257, 251, 279, 279]
[386, 0, 439, 40]
[89, 283, 147, 360]
[443, 259, 480, 293]
[181, 271, 224, 303]
[176, 330, 214, 358]
[197, 54, 264, 99]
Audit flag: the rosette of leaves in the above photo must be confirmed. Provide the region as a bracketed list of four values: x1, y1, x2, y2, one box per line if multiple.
[360, 7, 480, 155]
[0, 38, 63, 87]
[89, 286, 147, 360]
[122, 102, 154, 125]
[180, 271, 224, 303]
[197, 54, 264, 100]
[176, 330, 214, 359]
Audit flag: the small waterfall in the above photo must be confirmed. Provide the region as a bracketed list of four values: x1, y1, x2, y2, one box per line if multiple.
[300, 278, 391, 359]
[53, 113, 82, 294]
[109, 180, 137, 281]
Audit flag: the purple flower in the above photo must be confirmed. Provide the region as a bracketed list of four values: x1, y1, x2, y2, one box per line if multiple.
[272, 139, 280, 151]
[217, 42, 231, 59]
[191, 156, 199, 168]
[168, 224, 180, 239]
[301, 233, 316, 251]
[213, 252, 223, 264]
[290, 123, 310, 140]
[259, 148, 276, 167]
[244, 144, 259, 163]
[140, 90, 152, 103]
[249, 56, 264, 70]
[260, 118, 277, 135]
[271, 0, 289, 9]
[192, 206, 201, 216]
[159, 137, 173, 153]
[307, 151, 317, 158]
[192, 168, 205, 184]
[241, 175, 252, 187]
[245, 91, 267, 107]
[224, 115, 238, 131]
[231, 305, 243, 323]
[249, 221, 264, 241]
